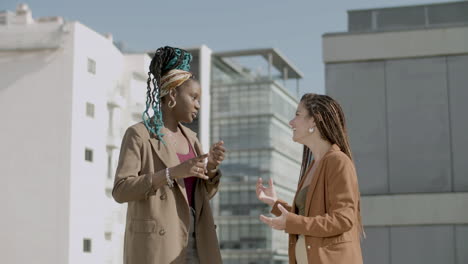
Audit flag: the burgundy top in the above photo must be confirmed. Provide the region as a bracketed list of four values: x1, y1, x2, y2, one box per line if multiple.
[176, 139, 197, 208]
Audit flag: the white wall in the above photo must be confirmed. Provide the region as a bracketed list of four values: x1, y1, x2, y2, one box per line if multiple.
[68, 22, 124, 264]
[0, 22, 74, 264]
[0, 12, 152, 263]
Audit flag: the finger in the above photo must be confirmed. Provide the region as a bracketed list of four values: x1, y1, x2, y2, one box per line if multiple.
[211, 141, 225, 151]
[256, 179, 263, 193]
[214, 156, 224, 163]
[192, 166, 203, 175]
[210, 142, 221, 150]
[258, 177, 263, 186]
[194, 172, 209, 180]
[256, 187, 265, 197]
[278, 204, 288, 215]
[259, 215, 272, 226]
[256, 184, 265, 196]
[268, 178, 274, 188]
[197, 165, 206, 171]
[195, 153, 209, 160]
[213, 146, 226, 152]
[214, 152, 226, 161]
[213, 150, 225, 156]
[258, 184, 266, 191]
[257, 179, 265, 189]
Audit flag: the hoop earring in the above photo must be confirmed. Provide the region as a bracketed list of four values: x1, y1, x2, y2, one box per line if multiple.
[308, 127, 314, 133]
[168, 100, 176, 108]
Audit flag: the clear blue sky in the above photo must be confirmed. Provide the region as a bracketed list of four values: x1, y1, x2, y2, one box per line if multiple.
[1, 0, 457, 95]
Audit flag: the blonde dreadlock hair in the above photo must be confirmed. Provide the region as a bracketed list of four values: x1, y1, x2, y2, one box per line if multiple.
[298, 93, 365, 239]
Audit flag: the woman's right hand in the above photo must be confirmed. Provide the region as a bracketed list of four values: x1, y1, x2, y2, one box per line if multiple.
[256, 178, 278, 207]
[170, 154, 209, 180]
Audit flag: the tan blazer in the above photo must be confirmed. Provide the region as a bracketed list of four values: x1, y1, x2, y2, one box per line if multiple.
[272, 144, 363, 264]
[112, 122, 222, 264]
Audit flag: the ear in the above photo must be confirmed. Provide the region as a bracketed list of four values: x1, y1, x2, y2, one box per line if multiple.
[168, 89, 177, 102]
[308, 116, 316, 129]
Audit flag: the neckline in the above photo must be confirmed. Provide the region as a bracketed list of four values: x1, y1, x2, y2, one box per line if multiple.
[176, 136, 192, 156]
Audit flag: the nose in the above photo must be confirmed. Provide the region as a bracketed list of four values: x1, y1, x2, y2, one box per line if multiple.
[195, 100, 201, 110]
[289, 119, 294, 127]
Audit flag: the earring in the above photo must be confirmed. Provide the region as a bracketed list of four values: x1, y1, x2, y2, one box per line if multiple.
[308, 128, 314, 133]
[168, 100, 176, 108]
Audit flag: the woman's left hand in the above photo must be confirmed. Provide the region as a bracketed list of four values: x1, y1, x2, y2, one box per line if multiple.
[259, 204, 289, 231]
[207, 141, 226, 170]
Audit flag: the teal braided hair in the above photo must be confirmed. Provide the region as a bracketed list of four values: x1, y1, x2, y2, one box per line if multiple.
[142, 46, 193, 142]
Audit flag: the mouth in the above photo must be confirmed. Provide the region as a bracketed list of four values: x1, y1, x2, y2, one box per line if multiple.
[191, 112, 198, 119]
[292, 127, 296, 132]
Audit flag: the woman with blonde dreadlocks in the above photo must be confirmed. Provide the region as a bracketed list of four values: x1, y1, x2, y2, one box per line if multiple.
[256, 94, 363, 264]
[112, 46, 225, 264]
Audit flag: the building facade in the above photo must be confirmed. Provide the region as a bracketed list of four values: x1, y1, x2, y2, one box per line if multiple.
[323, 2, 468, 264]
[1, 5, 304, 264]
[210, 49, 303, 264]
[0, 5, 213, 264]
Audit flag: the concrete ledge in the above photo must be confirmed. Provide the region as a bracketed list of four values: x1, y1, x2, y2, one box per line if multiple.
[323, 26, 468, 63]
[361, 192, 468, 226]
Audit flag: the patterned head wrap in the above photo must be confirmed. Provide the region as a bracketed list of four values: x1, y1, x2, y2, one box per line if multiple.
[159, 69, 193, 98]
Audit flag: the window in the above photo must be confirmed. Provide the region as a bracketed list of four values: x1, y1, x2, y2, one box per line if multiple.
[87, 58, 96, 74]
[85, 148, 93, 162]
[107, 150, 113, 179]
[104, 232, 112, 241]
[83, 238, 92, 253]
[86, 102, 95, 118]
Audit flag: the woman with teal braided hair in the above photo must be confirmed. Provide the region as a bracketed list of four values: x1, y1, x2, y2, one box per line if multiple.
[113, 46, 225, 264]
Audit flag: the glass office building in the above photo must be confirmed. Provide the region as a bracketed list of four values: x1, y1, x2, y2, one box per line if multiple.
[209, 49, 303, 264]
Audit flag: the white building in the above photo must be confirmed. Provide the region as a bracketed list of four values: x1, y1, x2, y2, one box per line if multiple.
[1, 4, 303, 264]
[0, 4, 214, 264]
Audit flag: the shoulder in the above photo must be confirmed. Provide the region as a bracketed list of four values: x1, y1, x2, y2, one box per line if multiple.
[323, 148, 354, 170]
[325, 151, 350, 163]
[124, 122, 150, 140]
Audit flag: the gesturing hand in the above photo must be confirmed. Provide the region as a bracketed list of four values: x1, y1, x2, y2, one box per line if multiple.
[171, 154, 209, 180]
[207, 141, 226, 170]
[259, 204, 289, 231]
[256, 178, 278, 206]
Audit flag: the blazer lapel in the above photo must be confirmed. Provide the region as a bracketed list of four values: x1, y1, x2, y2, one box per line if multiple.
[180, 125, 206, 219]
[304, 144, 340, 216]
[148, 129, 189, 205]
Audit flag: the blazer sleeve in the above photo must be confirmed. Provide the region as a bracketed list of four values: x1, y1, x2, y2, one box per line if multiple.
[271, 199, 293, 216]
[204, 170, 222, 199]
[284, 153, 358, 237]
[112, 127, 164, 203]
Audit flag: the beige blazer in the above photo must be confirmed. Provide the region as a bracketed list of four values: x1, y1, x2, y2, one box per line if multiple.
[272, 144, 363, 264]
[112, 122, 222, 264]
